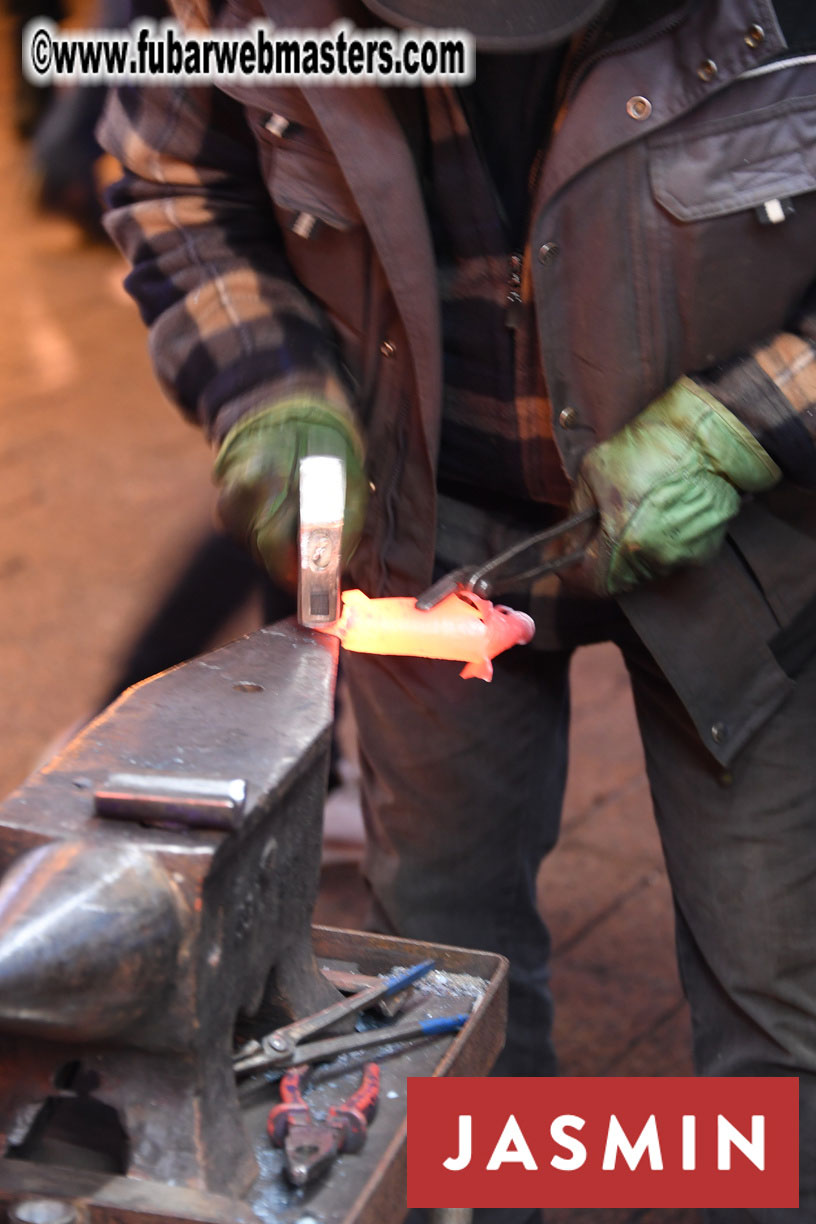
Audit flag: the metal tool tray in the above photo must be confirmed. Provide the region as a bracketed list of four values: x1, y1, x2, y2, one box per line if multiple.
[0, 926, 508, 1224]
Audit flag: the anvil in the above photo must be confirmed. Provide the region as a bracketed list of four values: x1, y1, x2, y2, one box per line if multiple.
[0, 620, 341, 1199]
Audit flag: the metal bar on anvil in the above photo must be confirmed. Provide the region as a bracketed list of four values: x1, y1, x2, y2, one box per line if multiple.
[94, 773, 248, 831]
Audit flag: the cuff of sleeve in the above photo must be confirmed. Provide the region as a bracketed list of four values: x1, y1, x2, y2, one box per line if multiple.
[693, 356, 816, 487]
[214, 393, 365, 474]
[209, 369, 357, 446]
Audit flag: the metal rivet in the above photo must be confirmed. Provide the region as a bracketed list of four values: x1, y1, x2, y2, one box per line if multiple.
[711, 721, 728, 744]
[291, 211, 317, 239]
[538, 241, 559, 266]
[718, 771, 733, 788]
[380, 339, 396, 357]
[744, 23, 765, 48]
[626, 95, 652, 120]
[264, 112, 291, 138]
[558, 406, 579, 430]
[697, 58, 718, 82]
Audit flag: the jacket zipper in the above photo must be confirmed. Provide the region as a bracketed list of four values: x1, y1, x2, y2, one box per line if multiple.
[506, 252, 525, 330]
[452, 84, 529, 331]
[499, 20, 611, 331]
[466, 8, 693, 339]
[380, 391, 411, 594]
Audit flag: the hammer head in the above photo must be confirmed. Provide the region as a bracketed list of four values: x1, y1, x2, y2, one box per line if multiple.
[298, 455, 345, 627]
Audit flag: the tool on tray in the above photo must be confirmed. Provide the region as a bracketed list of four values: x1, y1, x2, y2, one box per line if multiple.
[268, 1061, 380, 1186]
[233, 960, 468, 1075]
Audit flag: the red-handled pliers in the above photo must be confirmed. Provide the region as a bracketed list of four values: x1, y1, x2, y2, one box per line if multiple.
[267, 1061, 381, 1186]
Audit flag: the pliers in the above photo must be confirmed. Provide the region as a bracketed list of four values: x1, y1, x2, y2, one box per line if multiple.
[268, 1061, 380, 1186]
[415, 505, 599, 610]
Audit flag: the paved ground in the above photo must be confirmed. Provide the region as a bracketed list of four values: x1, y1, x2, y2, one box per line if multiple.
[0, 33, 696, 1222]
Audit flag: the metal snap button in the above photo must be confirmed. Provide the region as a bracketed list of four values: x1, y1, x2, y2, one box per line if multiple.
[538, 242, 559, 266]
[558, 406, 579, 430]
[697, 59, 718, 82]
[711, 721, 728, 744]
[744, 23, 765, 48]
[291, 212, 317, 239]
[626, 95, 652, 120]
[380, 339, 396, 357]
[264, 112, 291, 137]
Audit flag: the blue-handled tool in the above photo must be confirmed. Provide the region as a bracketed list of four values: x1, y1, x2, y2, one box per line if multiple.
[236, 1012, 469, 1076]
[414, 1014, 470, 1037]
[233, 960, 469, 1074]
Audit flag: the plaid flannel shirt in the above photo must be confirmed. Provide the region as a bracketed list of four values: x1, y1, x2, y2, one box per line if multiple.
[424, 84, 573, 508]
[101, 69, 356, 446]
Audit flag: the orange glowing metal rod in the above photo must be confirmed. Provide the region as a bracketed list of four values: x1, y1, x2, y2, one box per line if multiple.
[313, 589, 535, 681]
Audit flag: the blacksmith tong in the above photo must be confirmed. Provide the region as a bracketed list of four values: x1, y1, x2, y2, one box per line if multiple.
[233, 959, 468, 1076]
[415, 505, 599, 610]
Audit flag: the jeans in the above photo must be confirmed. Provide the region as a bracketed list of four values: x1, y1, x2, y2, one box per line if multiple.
[345, 495, 816, 1223]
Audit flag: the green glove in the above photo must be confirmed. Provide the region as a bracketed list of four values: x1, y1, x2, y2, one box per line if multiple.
[213, 397, 368, 591]
[571, 377, 781, 596]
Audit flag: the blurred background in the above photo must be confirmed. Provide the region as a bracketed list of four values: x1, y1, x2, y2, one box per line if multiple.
[0, 6, 696, 1219]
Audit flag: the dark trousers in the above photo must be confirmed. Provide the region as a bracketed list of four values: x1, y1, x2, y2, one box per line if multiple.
[345, 495, 816, 1222]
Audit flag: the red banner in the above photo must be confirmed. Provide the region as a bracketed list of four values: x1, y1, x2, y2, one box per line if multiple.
[407, 1077, 799, 1209]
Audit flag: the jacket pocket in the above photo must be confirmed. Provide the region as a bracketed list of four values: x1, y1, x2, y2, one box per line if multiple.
[650, 96, 816, 221]
[249, 103, 361, 231]
[645, 95, 816, 376]
[248, 118, 370, 386]
[267, 143, 359, 233]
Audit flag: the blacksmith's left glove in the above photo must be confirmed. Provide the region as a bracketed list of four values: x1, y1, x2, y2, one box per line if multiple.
[570, 377, 782, 596]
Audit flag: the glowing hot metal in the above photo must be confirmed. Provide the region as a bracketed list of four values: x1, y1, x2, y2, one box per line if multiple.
[313, 589, 535, 680]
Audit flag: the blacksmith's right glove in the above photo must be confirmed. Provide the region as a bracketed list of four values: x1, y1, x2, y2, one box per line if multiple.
[213, 397, 368, 591]
[569, 377, 782, 596]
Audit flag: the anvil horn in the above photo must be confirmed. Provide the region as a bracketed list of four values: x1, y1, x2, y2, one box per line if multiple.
[0, 839, 186, 1040]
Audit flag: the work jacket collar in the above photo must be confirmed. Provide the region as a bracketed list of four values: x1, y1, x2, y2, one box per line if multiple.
[539, 0, 787, 203]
